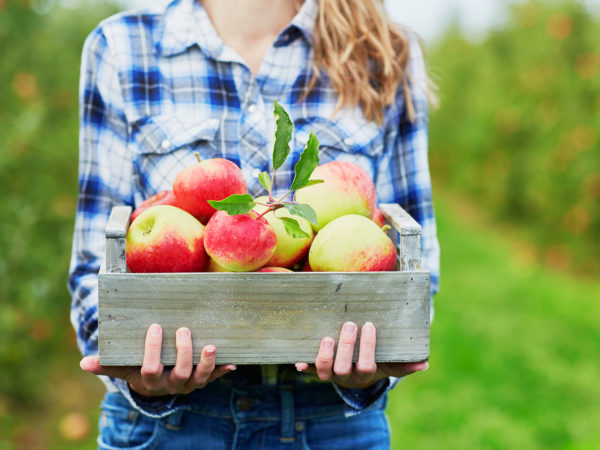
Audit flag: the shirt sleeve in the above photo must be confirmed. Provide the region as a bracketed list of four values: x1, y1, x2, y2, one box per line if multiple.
[335, 35, 440, 415]
[68, 26, 177, 418]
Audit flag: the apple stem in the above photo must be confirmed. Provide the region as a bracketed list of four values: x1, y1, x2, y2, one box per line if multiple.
[194, 152, 202, 163]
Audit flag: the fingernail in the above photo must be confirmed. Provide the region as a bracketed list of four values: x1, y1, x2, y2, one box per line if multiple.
[149, 324, 161, 336]
[295, 363, 305, 372]
[226, 365, 236, 371]
[205, 345, 216, 356]
[323, 338, 334, 350]
[363, 322, 375, 336]
[344, 322, 357, 334]
[420, 362, 429, 371]
[177, 327, 190, 338]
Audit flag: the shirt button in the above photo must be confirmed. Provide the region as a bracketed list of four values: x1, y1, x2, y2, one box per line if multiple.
[161, 139, 171, 150]
[251, 168, 261, 178]
[248, 104, 257, 114]
[295, 421, 305, 432]
[343, 137, 354, 146]
[237, 396, 252, 411]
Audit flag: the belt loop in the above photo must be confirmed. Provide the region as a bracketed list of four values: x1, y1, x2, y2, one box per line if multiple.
[279, 384, 295, 443]
[164, 408, 184, 431]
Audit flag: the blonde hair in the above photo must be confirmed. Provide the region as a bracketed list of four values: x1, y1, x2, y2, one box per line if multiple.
[306, 0, 423, 124]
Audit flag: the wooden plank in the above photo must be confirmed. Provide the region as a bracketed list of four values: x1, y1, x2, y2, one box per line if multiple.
[379, 203, 422, 271]
[98, 271, 430, 366]
[104, 206, 132, 274]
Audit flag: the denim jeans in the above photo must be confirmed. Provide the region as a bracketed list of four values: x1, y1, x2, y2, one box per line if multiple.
[97, 374, 390, 449]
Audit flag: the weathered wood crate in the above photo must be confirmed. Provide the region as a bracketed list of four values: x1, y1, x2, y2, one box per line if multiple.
[98, 204, 430, 366]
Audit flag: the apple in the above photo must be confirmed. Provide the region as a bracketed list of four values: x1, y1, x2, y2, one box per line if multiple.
[173, 157, 247, 224]
[371, 207, 386, 228]
[204, 210, 277, 272]
[309, 214, 396, 272]
[130, 190, 180, 222]
[256, 267, 293, 272]
[294, 161, 376, 231]
[126, 205, 208, 273]
[252, 196, 313, 268]
[206, 258, 231, 272]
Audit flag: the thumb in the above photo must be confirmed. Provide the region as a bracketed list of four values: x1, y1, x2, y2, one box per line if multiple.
[80, 356, 134, 378]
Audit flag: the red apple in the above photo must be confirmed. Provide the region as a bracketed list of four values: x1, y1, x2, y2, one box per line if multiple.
[131, 190, 180, 222]
[173, 158, 247, 224]
[126, 205, 208, 273]
[294, 161, 376, 231]
[204, 210, 277, 272]
[256, 267, 293, 272]
[309, 214, 396, 272]
[371, 207, 386, 228]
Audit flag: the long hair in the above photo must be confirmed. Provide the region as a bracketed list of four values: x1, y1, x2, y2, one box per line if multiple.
[305, 0, 430, 124]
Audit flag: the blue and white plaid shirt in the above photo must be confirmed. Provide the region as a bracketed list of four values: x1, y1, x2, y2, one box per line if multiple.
[69, 0, 440, 417]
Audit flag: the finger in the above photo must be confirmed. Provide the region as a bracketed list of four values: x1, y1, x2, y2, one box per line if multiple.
[314, 337, 336, 380]
[295, 362, 309, 372]
[355, 322, 377, 380]
[168, 327, 194, 388]
[185, 345, 217, 390]
[79, 356, 136, 379]
[333, 322, 357, 379]
[206, 364, 237, 384]
[140, 324, 164, 391]
[380, 361, 429, 378]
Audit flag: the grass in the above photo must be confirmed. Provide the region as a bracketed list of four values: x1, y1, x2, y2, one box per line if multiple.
[1, 194, 598, 449]
[387, 194, 600, 449]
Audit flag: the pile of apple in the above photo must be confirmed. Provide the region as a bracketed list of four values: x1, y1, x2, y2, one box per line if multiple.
[126, 103, 396, 274]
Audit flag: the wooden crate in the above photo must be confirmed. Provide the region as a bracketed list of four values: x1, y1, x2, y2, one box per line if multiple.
[98, 204, 430, 366]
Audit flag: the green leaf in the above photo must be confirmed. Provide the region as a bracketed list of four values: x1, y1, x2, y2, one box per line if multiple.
[284, 203, 318, 227]
[258, 171, 272, 192]
[208, 194, 255, 216]
[290, 131, 320, 191]
[296, 179, 324, 189]
[273, 101, 293, 171]
[278, 217, 311, 239]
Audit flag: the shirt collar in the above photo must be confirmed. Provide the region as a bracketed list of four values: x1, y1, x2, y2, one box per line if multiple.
[156, 0, 318, 57]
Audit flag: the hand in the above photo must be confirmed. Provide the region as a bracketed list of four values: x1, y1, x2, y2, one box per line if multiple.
[80, 324, 236, 396]
[295, 321, 428, 389]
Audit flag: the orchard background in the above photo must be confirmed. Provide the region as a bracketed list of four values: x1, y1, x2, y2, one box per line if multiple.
[0, 0, 599, 448]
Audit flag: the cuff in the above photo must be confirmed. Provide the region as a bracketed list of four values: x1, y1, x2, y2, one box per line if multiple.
[332, 377, 392, 417]
[110, 378, 181, 419]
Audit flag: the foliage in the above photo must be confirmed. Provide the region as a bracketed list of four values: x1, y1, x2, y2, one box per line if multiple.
[428, 0, 600, 275]
[0, 1, 119, 403]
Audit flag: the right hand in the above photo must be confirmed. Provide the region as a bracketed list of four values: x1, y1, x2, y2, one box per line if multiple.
[80, 324, 236, 396]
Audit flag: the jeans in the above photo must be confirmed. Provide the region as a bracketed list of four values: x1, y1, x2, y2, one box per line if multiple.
[97, 373, 390, 449]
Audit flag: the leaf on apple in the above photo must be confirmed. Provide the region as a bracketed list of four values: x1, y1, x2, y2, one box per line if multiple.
[277, 216, 311, 239]
[273, 100, 293, 171]
[208, 194, 256, 215]
[290, 131, 320, 191]
[258, 171, 272, 193]
[284, 203, 318, 227]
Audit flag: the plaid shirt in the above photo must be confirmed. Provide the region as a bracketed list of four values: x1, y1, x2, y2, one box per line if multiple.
[68, 0, 440, 417]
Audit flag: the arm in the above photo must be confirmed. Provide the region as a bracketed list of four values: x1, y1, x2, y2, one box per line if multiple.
[69, 27, 234, 417]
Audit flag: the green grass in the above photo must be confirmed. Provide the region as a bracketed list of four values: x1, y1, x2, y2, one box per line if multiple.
[1, 194, 598, 449]
[387, 195, 600, 449]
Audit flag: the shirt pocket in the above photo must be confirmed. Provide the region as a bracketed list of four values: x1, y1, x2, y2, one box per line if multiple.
[129, 114, 221, 200]
[291, 117, 384, 185]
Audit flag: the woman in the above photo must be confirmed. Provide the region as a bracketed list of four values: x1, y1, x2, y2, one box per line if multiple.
[70, 0, 440, 448]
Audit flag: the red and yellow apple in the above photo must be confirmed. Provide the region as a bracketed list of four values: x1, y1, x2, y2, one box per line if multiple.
[256, 267, 293, 272]
[126, 205, 208, 273]
[294, 161, 376, 231]
[371, 207, 386, 228]
[130, 190, 180, 222]
[308, 214, 396, 272]
[252, 196, 313, 268]
[204, 210, 277, 272]
[173, 158, 247, 224]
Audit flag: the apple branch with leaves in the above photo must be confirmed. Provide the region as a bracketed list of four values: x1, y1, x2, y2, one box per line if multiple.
[208, 101, 323, 239]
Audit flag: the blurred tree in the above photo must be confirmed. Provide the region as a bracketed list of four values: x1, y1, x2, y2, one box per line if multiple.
[429, 0, 600, 275]
[0, 0, 119, 403]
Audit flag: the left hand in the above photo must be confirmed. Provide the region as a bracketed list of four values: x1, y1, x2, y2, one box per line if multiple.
[295, 321, 428, 389]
